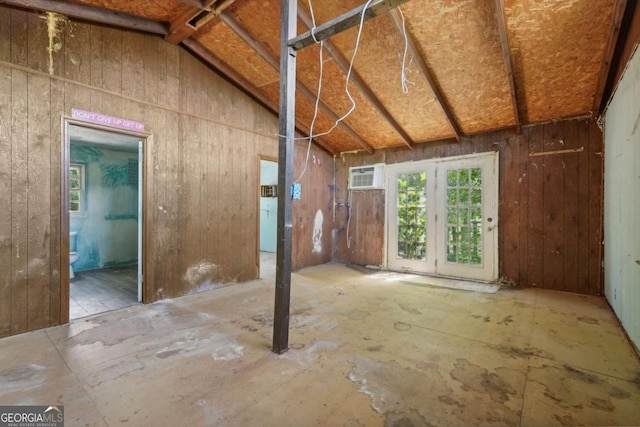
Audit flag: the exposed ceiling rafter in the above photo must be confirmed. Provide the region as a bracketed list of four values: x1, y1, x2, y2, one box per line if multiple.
[218, 10, 375, 154]
[290, 0, 412, 51]
[1, 0, 168, 35]
[494, 0, 521, 134]
[592, 0, 629, 115]
[183, 38, 336, 155]
[297, 7, 413, 150]
[388, 8, 461, 142]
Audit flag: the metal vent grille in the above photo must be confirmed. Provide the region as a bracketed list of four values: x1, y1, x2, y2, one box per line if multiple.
[128, 159, 138, 186]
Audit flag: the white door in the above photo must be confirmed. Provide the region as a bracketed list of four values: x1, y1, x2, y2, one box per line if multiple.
[387, 152, 498, 282]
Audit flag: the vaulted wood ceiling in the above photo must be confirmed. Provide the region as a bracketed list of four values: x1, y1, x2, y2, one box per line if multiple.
[4, 0, 627, 154]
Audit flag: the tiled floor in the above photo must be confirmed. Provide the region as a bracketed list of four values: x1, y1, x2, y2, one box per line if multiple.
[70, 265, 139, 320]
[2, 259, 639, 426]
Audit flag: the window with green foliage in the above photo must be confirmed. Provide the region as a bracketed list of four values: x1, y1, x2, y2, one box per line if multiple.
[69, 164, 84, 212]
[397, 172, 427, 260]
[445, 167, 483, 265]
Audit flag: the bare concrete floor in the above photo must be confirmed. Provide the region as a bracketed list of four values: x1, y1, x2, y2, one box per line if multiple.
[1, 260, 639, 426]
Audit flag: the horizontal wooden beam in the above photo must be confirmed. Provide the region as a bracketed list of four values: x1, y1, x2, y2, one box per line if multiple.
[494, 0, 521, 134]
[182, 38, 336, 155]
[388, 8, 462, 142]
[218, 11, 374, 153]
[1, 0, 168, 35]
[289, 0, 412, 51]
[529, 147, 584, 157]
[297, 7, 413, 150]
[592, 0, 629, 114]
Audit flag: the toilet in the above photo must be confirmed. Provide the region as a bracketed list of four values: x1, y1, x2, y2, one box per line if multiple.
[70, 231, 79, 279]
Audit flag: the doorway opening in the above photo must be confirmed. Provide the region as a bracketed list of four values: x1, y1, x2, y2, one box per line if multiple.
[258, 157, 278, 280]
[63, 123, 146, 320]
[386, 152, 499, 282]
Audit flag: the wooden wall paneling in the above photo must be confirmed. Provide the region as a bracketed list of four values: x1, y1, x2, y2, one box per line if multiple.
[63, 23, 91, 113]
[198, 119, 209, 281]
[218, 127, 233, 284]
[144, 36, 161, 106]
[121, 31, 145, 102]
[562, 120, 581, 293]
[163, 110, 180, 301]
[10, 9, 28, 67]
[242, 132, 255, 281]
[26, 10, 48, 75]
[26, 74, 52, 330]
[0, 64, 12, 336]
[576, 120, 591, 294]
[156, 40, 169, 108]
[89, 25, 105, 90]
[0, 8, 10, 62]
[184, 115, 202, 292]
[231, 128, 244, 282]
[146, 107, 163, 302]
[500, 134, 521, 283]
[102, 26, 123, 95]
[64, 21, 91, 85]
[526, 124, 544, 288]
[10, 69, 29, 334]
[49, 78, 65, 325]
[292, 142, 308, 270]
[541, 121, 565, 290]
[206, 122, 220, 278]
[517, 128, 530, 286]
[321, 147, 334, 265]
[588, 120, 604, 295]
[166, 45, 180, 112]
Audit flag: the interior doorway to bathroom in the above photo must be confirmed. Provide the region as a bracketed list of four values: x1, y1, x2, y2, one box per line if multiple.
[258, 157, 278, 279]
[63, 122, 148, 320]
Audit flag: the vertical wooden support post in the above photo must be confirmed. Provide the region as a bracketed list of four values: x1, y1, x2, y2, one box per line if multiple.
[273, 0, 297, 354]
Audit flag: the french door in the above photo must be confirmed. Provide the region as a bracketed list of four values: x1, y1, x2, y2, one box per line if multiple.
[387, 152, 498, 282]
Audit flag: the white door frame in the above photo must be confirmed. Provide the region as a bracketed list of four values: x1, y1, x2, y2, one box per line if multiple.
[61, 118, 151, 322]
[385, 151, 499, 282]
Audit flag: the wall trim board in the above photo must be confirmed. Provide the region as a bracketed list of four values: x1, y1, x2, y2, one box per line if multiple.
[61, 118, 153, 322]
[0, 60, 279, 143]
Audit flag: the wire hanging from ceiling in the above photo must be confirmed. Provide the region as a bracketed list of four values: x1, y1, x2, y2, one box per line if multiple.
[398, 7, 413, 94]
[294, 0, 375, 183]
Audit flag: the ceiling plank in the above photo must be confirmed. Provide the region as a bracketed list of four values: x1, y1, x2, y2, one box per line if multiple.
[297, 7, 413, 149]
[494, 0, 521, 134]
[1, 0, 168, 34]
[388, 8, 461, 142]
[218, 10, 375, 154]
[290, 0, 413, 51]
[182, 38, 336, 155]
[592, 0, 629, 115]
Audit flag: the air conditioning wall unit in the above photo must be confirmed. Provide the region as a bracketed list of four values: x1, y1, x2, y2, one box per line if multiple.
[348, 164, 385, 190]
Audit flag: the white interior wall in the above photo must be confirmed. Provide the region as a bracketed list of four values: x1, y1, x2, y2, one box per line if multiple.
[603, 45, 640, 351]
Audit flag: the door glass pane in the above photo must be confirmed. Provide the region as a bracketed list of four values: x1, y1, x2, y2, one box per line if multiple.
[445, 167, 483, 265]
[397, 172, 427, 260]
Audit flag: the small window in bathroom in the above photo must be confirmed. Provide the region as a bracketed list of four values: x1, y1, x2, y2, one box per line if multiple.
[69, 164, 84, 212]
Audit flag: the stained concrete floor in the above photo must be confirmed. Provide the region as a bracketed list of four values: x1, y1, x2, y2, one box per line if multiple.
[1, 256, 639, 427]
